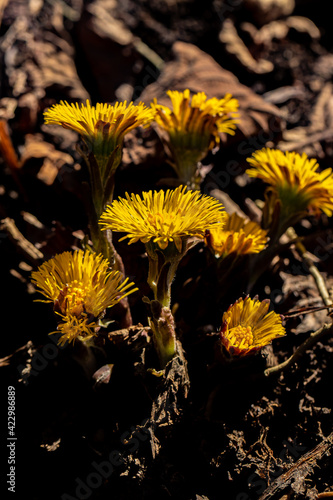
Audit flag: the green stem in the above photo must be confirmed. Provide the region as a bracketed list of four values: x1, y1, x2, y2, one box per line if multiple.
[155, 262, 173, 308]
[148, 260, 173, 308]
[85, 153, 120, 264]
[177, 158, 202, 191]
[147, 300, 177, 368]
[146, 243, 183, 309]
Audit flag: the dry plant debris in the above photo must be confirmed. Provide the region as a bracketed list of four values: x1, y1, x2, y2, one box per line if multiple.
[1, 1, 333, 500]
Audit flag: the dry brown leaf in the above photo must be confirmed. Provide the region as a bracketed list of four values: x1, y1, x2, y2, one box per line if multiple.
[21, 134, 73, 164]
[277, 83, 333, 155]
[33, 42, 88, 99]
[0, 14, 88, 101]
[21, 134, 74, 185]
[139, 41, 284, 140]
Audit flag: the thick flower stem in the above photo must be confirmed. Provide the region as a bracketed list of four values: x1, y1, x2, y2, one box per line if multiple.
[145, 299, 177, 368]
[144, 243, 186, 367]
[85, 191, 115, 265]
[146, 242, 179, 308]
[147, 261, 172, 308]
[175, 156, 202, 191]
[81, 152, 133, 327]
[84, 152, 127, 272]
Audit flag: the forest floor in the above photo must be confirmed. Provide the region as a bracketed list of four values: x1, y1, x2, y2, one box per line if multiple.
[1, 1, 333, 499]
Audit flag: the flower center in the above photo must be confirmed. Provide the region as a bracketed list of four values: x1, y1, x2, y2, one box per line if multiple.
[228, 325, 254, 349]
[57, 280, 88, 317]
[147, 210, 182, 231]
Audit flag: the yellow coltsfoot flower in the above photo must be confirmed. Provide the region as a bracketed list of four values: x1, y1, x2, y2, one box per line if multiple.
[44, 99, 154, 159]
[44, 100, 156, 257]
[205, 212, 268, 259]
[99, 184, 226, 253]
[220, 296, 285, 357]
[246, 148, 333, 227]
[100, 185, 226, 366]
[31, 250, 138, 345]
[44, 99, 155, 182]
[151, 89, 239, 188]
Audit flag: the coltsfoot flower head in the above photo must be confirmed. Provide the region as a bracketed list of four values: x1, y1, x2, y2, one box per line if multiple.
[31, 250, 138, 345]
[44, 100, 155, 255]
[151, 89, 239, 187]
[99, 184, 226, 252]
[246, 148, 333, 218]
[152, 89, 239, 145]
[220, 296, 285, 357]
[44, 99, 155, 162]
[205, 212, 268, 259]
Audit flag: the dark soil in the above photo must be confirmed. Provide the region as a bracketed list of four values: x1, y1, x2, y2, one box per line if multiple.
[1, 1, 333, 499]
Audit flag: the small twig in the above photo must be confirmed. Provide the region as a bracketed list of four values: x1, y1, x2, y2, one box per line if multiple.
[287, 227, 333, 308]
[133, 38, 165, 71]
[0, 340, 35, 367]
[0, 217, 44, 264]
[283, 305, 333, 319]
[279, 128, 333, 151]
[258, 432, 333, 500]
[264, 323, 333, 378]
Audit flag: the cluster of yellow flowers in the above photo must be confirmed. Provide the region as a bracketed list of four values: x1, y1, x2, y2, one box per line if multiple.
[32, 90, 333, 363]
